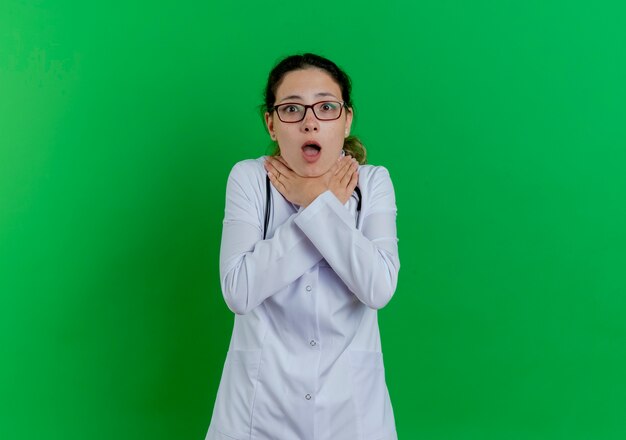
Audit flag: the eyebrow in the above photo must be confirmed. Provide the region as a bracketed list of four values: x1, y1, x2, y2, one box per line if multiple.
[278, 92, 338, 103]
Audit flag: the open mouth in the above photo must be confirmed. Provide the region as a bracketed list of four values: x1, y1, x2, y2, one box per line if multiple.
[302, 141, 321, 158]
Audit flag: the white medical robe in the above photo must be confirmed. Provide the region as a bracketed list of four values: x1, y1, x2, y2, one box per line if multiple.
[205, 157, 400, 440]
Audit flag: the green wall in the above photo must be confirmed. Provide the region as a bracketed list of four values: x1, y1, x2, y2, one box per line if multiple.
[1, 1, 625, 439]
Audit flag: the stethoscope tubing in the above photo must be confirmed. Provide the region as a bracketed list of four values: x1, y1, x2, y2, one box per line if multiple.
[263, 174, 361, 239]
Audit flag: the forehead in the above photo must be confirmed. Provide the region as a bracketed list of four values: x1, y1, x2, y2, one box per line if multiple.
[275, 68, 341, 101]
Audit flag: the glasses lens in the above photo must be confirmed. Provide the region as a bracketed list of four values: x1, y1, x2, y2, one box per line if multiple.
[276, 104, 305, 122]
[275, 101, 344, 122]
[313, 101, 343, 120]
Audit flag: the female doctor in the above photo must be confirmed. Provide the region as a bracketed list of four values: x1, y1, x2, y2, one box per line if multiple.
[205, 53, 400, 440]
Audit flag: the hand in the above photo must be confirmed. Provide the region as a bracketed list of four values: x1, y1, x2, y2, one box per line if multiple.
[264, 156, 328, 207]
[264, 155, 358, 207]
[328, 155, 359, 205]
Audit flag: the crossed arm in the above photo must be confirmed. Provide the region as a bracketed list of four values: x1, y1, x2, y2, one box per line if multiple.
[219, 159, 400, 315]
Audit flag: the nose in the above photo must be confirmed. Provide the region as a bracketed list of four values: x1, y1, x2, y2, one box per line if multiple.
[300, 107, 319, 133]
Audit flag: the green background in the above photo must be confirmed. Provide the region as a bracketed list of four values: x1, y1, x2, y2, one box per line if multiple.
[1, 1, 625, 439]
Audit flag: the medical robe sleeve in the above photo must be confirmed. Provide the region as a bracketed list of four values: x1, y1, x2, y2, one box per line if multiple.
[293, 166, 400, 309]
[219, 162, 323, 315]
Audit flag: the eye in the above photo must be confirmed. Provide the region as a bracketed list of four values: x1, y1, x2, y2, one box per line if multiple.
[319, 102, 339, 112]
[284, 104, 301, 113]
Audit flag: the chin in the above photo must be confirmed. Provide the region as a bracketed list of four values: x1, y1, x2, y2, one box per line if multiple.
[283, 152, 335, 177]
[300, 162, 332, 178]
[295, 168, 321, 178]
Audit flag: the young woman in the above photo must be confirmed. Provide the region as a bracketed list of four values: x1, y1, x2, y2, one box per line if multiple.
[205, 53, 400, 440]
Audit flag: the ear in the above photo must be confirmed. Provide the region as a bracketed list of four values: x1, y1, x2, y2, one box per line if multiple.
[265, 112, 277, 140]
[344, 107, 354, 138]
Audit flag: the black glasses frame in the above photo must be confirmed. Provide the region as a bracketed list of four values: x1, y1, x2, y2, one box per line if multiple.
[272, 100, 347, 123]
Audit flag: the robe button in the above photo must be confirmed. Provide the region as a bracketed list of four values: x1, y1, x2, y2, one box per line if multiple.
[306, 285, 312, 292]
[305, 394, 312, 400]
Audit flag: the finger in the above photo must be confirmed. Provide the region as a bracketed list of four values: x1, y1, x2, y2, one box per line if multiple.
[265, 159, 288, 183]
[267, 171, 287, 194]
[264, 159, 279, 176]
[333, 156, 350, 177]
[341, 161, 358, 187]
[337, 157, 355, 181]
[274, 155, 294, 172]
[331, 155, 349, 175]
[347, 168, 359, 193]
[269, 157, 294, 177]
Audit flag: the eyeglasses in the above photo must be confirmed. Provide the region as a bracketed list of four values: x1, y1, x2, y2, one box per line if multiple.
[272, 100, 346, 123]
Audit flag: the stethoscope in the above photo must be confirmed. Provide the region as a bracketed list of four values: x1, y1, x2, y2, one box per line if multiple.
[263, 174, 362, 240]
